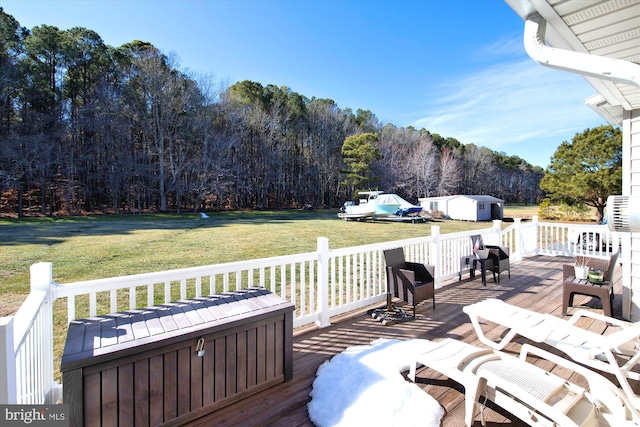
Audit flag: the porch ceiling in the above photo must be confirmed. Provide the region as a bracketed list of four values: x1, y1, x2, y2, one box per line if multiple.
[505, 0, 640, 126]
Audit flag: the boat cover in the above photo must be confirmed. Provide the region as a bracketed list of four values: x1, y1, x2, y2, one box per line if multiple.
[376, 194, 423, 216]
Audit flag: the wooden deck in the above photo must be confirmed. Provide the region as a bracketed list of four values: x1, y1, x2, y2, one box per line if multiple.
[188, 255, 635, 427]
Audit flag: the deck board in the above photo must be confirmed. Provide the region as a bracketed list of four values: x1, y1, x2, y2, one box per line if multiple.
[187, 255, 634, 426]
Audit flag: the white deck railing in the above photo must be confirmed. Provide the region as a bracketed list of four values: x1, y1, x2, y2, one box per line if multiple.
[0, 216, 620, 404]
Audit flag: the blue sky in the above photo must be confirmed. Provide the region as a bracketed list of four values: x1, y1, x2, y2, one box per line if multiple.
[2, 0, 606, 168]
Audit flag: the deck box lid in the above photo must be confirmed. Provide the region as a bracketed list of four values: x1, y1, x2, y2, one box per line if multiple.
[60, 287, 294, 371]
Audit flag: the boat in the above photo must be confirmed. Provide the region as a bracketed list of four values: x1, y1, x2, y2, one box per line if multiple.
[339, 191, 411, 220]
[340, 200, 376, 219]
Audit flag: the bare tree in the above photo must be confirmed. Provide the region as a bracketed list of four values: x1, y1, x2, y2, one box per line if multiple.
[460, 144, 496, 195]
[0, 7, 547, 216]
[408, 137, 439, 198]
[436, 147, 461, 196]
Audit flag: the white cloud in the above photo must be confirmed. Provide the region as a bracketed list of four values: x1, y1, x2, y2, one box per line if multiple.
[412, 59, 606, 167]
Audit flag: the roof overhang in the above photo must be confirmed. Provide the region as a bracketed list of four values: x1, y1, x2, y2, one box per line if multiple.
[505, 0, 640, 126]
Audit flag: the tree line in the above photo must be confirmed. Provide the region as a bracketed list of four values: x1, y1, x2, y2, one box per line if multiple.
[0, 9, 544, 217]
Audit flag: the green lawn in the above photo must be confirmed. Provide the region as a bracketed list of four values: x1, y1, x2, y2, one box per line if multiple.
[0, 207, 538, 383]
[0, 209, 507, 315]
[502, 203, 540, 219]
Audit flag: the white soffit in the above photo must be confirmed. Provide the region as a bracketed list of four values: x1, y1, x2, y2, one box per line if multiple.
[506, 0, 640, 126]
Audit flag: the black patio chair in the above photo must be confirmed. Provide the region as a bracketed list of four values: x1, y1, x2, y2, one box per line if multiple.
[383, 247, 435, 317]
[470, 234, 511, 283]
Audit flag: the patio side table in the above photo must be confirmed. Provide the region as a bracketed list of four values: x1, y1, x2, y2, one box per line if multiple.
[459, 255, 477, 281]
[459, 255, 494, 286]
[562, 275, 613, 317]
[476, 257, 495, 286]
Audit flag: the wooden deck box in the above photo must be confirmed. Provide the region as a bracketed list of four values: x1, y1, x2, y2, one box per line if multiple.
[60, 287, 294, 427]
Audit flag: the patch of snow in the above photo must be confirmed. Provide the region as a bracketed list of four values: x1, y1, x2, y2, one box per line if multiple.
[308, 338, 444, 427]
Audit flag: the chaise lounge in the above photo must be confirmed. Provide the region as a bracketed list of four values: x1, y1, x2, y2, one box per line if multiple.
[463, 298, 640, 406]
[408, 337, 640, 427]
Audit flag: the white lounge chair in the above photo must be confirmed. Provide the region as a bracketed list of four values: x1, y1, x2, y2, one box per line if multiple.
[463, 298, 640, 407]
[408, 337, 640, 426]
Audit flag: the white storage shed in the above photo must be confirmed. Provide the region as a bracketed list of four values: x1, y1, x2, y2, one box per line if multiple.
[418, 195, 504, 222]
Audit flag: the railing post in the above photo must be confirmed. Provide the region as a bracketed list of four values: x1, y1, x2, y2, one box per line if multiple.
[514, 218, 523, 261]
[31, 262, 53, 293]
[30, 262, 56, 403]
[0, 316, 17, 403]
[430, 225, 442, 289]
[315, 237, 331, 328]
[532, 215, 540, 255]
[492, 219, 502, 244]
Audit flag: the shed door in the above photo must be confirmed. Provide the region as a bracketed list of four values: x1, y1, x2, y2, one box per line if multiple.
[491, 203, 502, 220]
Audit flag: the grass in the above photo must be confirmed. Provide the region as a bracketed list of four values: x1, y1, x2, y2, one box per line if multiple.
[1, 204, 546, 314]
[0, 207, 536, 383]
[502, 203, 540, 219]
[0, 209, 504, 315]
